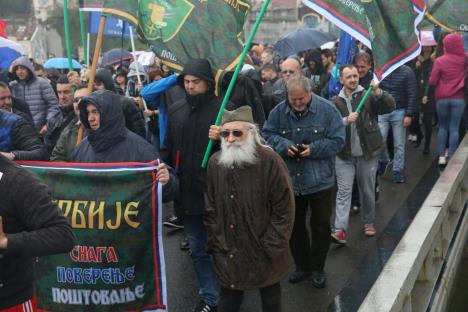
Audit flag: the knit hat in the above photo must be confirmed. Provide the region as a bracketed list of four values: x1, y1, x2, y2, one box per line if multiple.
[222, 106, 254, 124]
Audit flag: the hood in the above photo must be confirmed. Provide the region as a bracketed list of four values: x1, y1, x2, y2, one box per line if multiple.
[176, 58, 215, 92]
[95, 68, 116, 92]
[11, 56, 36, 82]
[78, 90, 127, 152]
[127, 61, 147, 78]
[443, 33, 465, 57]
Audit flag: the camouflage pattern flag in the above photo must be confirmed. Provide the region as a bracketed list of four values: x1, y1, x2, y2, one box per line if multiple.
[302, 0, 426, 82]
[79, 0, 249, 80]
[19, 161, 167, 312]
[425, 0, 468, 32]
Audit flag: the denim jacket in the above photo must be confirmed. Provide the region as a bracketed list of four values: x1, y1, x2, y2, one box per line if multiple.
[263, 95, 345, 195]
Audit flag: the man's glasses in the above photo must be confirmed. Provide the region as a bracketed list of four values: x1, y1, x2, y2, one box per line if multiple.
[0, 96, 11, 101]
[220, 130, 244, 138]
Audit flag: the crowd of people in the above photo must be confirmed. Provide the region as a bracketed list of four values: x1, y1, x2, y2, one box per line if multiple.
[0, 30, 466, 312]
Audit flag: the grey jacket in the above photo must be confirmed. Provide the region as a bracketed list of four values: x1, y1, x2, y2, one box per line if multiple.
[9, 56, 62, 132]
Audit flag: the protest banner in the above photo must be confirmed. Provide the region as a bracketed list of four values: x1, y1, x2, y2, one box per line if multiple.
[19, 161, 166, 312]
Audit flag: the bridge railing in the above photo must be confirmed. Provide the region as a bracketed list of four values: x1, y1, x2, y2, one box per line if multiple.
[359, 135, 468, 312]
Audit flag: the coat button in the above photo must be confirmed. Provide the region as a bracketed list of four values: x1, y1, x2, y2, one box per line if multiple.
[297, 128, 301, 131]
[229, 224, 235, 229]
[230, 194, 234, 199]
[297, 173, 301, 176]
[229, 254, 234, 259]
[282, 131, 286, 134]
[230, 284, 235, 289]
[0, 254, 3, 259]
[314, 130, 318, 133]
[0, 283, 3, 287]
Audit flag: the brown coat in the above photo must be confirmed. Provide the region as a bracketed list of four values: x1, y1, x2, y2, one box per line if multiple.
[205, 145, 295, 290]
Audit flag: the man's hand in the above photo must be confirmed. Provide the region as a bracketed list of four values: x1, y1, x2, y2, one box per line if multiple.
[403, 116, 412, 128]
[299, 144, 311, 158]
[287, 145, 298, 158]
[156, 163, 170, 186]
[208, 125, 221, 141]
[0, 216, 8, 250]
[347, 112, 359, 124]
[422, 96, 428, 105]
[0, 152, 15, 160]
[143, 110, 157, 118]
[39, 125, 48, 136]
[370, 80, 382, 96]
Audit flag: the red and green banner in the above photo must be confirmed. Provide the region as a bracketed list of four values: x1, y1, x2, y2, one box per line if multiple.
[302, 0, 426, 82]
[19, 161, 166, 312]
[79, 0, 249, 81]
[425, 0, 468, 32]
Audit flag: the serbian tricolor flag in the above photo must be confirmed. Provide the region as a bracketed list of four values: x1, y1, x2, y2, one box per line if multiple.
[0, 19, 7, 38]
[302, 0, 426, 82]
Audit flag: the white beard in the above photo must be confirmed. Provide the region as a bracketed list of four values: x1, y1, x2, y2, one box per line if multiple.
[218, 133, 258, 168]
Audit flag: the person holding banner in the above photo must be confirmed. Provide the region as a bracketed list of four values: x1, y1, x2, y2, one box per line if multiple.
[205, 106, 295, 312]
[331, 65, 395, 244]
[0, 154, 76, 312]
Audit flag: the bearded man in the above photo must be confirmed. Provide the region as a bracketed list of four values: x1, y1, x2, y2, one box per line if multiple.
[205, 106, 295, 312]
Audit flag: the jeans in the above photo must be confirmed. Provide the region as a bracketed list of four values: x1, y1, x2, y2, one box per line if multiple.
[378, 108, 406, 173]
[436, 99, 465, 158]
[218, 282, 282, 312]
[334, 156, 378, 231]
[184, 214, 219, 306]
[290, 188, 333, 272]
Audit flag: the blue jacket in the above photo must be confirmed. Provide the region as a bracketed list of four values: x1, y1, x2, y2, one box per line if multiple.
[263, 95, 345, 195]
[140, 74, 178, 147]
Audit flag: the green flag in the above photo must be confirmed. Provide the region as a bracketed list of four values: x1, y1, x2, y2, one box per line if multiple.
[80, 0, 249, 79]
[426, 0, 468, 32]
[22, 162, 167, 311]
[302, 0, 426, 82]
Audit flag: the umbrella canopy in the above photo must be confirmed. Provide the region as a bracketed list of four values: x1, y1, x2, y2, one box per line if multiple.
[44, 58, 82, 70]
[273, 28, 336, 58]
[101, 48, 133, 67]
[0, 37, 24, 70]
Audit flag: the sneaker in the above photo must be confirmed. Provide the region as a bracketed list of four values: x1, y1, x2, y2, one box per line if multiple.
[438, 156, 447, 165]
[193, 300, 217, 312]
[180, 237, 190, 250]
[310, 270, 327, 288]
[349, 205, 360, 216]
[377, 161, 390, 176]
[364, 224, 376, 237]
[163, 215, 184, 229]
[392, 171, 405, 183]
[331, 230, 347, 245]
[289, 270, 311, 283]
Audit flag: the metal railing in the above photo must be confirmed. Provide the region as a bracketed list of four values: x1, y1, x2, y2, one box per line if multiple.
[359, 135, 468, 312]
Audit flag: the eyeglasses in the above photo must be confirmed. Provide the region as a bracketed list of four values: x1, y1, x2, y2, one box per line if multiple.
[220, 130, 244, 138]
[0, 96, 11, 101]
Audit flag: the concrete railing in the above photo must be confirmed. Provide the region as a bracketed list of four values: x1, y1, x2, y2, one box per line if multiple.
[359, 135, 468, 312]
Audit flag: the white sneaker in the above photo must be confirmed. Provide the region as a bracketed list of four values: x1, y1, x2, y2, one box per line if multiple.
[438, 156, 447, 165]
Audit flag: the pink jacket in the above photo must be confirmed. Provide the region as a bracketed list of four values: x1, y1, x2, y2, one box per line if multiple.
[429, 33, 467, 100]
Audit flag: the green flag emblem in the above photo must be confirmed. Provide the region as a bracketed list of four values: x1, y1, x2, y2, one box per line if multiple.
[139, 0, 194, 42]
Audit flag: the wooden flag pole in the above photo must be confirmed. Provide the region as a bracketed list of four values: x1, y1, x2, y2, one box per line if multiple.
[76, 15, 107, 146]
[201, 0, 271, 168]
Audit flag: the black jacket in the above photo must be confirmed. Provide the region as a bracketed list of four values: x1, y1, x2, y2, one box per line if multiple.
[95, 68, 146, 138]
[379, 65, 418, 117]
[164, 59, 234, 215]
[73, 90, 158, 163]
[0, 155, 76, 309]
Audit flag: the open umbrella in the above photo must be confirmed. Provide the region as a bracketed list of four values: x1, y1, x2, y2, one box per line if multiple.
[273, 28, 336, 58]
[44, 58, 82, 70]
[101, 48, 133, 67]
[0, 37, 24, 70]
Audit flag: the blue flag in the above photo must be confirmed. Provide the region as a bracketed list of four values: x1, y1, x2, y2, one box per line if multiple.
[328, 31, 357, 99]
[88, 11, 132, 38]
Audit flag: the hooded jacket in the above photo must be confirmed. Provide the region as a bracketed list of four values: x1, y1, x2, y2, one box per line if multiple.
[72, 90, 157, 163]
[163, 59, 234, 215]
[9, 56, 62, 132]
[429, 33, 467, 100]
[95, 68, 146, 138]
[0, 155, 76, 309]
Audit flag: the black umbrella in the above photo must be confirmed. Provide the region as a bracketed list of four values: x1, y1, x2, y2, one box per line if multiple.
[101, 48, 133, 66]
[273, 28, 336, 58]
